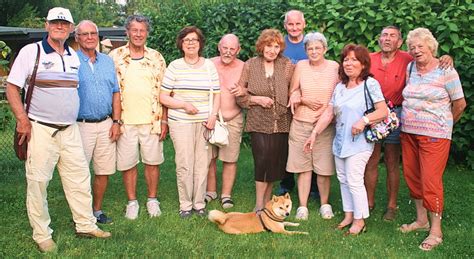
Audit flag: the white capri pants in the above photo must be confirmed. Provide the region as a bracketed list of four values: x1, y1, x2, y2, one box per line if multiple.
[335, 150, 373, 219]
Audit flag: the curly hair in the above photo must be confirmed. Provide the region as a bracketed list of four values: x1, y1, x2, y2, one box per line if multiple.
[406, 27, 438, 56]
[255, 29, 285, 57]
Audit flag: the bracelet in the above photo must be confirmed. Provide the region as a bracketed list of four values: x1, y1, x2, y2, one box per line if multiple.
[161, 120, 168, 125]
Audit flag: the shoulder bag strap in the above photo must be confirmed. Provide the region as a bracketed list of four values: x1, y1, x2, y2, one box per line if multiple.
[206, 60, 224, 123]
[24, 43, 41, 114]
[363, 80, 374, 110]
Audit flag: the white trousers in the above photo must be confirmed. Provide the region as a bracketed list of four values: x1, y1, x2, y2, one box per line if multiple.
[335, 150, 372, 219]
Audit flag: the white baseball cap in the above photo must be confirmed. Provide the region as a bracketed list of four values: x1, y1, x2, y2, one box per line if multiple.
[47, 7, 74, 24]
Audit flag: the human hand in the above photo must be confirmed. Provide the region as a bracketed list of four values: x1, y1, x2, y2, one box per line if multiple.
[230, 83, 246, 97]
[16, 117, 32, 145]
[256, 96, 274, 108]
[183, 102, 199, 114]
[439, 55, 454, 70]
[109, 123, 121, 142]
[159, 122, 168, 141]
[351, 119, 366, 137]
[287, 91, 301, 114]
[204, 115, 217, 130]
[301, 97, 323, 111]
[303, 134, 316, 153]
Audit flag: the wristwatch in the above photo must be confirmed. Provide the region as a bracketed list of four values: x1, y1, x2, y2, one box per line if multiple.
[113, 119, 123, 125]
[362, 116, 370, 125]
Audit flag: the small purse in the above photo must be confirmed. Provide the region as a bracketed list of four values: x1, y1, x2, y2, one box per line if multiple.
[14, 43, 40, 160]
[205, 60, 229, 147]
[363, 80, 400, 143]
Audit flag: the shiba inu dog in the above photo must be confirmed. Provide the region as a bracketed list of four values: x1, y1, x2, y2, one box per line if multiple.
[208, 193, 308, 235]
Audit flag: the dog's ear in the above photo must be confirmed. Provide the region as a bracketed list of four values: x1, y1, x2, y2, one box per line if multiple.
[272, 195, 278, 202]
[284, 192, 290, 199]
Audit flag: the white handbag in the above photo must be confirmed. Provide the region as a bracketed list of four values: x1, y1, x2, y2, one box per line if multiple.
[206, 60, 229, 147]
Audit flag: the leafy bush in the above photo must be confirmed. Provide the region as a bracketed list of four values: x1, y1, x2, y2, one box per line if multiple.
[144, 0, 473, 169]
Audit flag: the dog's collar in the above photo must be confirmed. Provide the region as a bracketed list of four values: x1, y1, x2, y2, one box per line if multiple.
[257, 213, 271, 232]
[261, 208, 284, 223]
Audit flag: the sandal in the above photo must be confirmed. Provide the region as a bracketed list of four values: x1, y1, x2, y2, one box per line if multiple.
[382, 208, 397, 221]
[344, 225, 367, 236]
[221, 196, 234, 209]
[419, 234, 443, 251]
[205, 192, 217, 203]
[399, 221, 430, 233]
[319, 204, 334, 219]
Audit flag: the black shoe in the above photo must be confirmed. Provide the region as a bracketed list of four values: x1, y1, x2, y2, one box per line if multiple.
[194, 208, 207, 217]
[179, 210, 193, 219]
[96, 213, 113, 224]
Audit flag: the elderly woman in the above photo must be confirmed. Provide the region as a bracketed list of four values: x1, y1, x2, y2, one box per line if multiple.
[160, 26, 220, 219]
[304, 44, 388, 235]
[399, 28, 466, 251]
[231, 29, 293, 211]
[286, 32, 339, 220]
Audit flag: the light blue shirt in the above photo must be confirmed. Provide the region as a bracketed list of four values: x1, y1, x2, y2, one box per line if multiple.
[283, 35, 307, 64]
[330, 77, 385, 158]
[77, 50, 119, 120]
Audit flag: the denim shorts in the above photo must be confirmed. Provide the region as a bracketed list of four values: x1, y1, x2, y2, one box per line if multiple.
[380, 106, 402, 144]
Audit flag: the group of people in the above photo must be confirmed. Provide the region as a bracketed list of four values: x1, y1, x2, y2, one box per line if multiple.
[6, 6, 466, 253]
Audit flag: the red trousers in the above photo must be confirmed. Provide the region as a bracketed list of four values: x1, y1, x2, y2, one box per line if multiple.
[400, 133, 451, 214]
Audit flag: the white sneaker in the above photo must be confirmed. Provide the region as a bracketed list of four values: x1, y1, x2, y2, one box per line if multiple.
[146, 200, 162, 217]
[295, 206, 309, 220]
[125, 201, 139, 220]
[319, 204, 334, 219]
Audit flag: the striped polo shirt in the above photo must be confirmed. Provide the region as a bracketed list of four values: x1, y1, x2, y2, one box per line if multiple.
[7, 38, 80, 124]
[161, 58, 220, 122]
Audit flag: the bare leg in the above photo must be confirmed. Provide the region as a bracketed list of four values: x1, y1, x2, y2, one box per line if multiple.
[364, 143, 382, 209]
[414, 199, 429, 225]
[317, 175, 331, 205]
[221, 162, 237, 196]
[384, 143, 401, 209]
[429, 211, 443, 237]
[348, 218, 366, 233]
[297, 171, 312, 207]
[93, 175, 108, 211]
[144, 164, 159, 198]
[338, 211, 353, 227]
[263, 182, 273, 204]
[206, 158, 218, 193]
[122, 166, 138, 200]
[255, 181, 267, 211]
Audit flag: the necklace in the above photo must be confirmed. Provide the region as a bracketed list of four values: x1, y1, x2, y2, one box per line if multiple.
[185, 57, 200, 66]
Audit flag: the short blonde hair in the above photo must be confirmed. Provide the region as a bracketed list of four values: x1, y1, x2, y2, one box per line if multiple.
[255, 29, 285, 57]
[406, 27, 438, 56]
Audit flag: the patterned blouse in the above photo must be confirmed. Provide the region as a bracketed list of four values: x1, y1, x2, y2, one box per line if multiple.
[236, 56, 294, 134]
[109, 43, 166, 133]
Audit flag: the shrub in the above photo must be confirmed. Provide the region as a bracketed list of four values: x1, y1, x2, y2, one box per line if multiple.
[144, 0, 474, 169]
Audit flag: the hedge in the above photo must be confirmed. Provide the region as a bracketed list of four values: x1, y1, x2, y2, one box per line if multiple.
[142, 0, 474, 169]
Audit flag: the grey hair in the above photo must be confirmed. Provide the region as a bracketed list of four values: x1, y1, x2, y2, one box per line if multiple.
[407, 27, 438, 56]
[303, 32, 327, 49]
[284, 10, 305, 24]
[75, 20, 99, 34]
[381, 25, 402, 40]
[125, 15, 151, 32]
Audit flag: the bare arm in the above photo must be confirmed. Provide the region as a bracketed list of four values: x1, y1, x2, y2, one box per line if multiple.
[159, 92, 198, 114]
[303, 105, 335, 152]
[351, 101, 388, 136]
[452, 98, 466, 123]
[287, 63, 301, 114]
[6, 83, 31, 144]
[205, 92, 220, 129]
[109, 92, 121, 141]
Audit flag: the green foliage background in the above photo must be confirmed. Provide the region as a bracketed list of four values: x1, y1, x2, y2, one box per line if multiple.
[142, 0, 473, 169]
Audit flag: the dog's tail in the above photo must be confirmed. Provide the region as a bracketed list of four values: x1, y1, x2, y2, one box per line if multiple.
[208, 210, 227, 225]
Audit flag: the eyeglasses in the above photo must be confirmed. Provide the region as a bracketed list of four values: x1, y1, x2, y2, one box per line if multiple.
[183, 38, 199, 44]
[76, 32, 98, 37]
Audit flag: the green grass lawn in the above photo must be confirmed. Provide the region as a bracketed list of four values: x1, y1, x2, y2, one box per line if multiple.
[0, 139, 473, 257]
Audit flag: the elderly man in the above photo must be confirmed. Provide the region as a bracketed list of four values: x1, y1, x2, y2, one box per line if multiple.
[205, 34, 244, 208]
[109, 15, 167, 220]
[75, 20, 121, 224]
[6, 7, 110, 253]
[279, 10, 319, 198]
[365, 26, 453, 221]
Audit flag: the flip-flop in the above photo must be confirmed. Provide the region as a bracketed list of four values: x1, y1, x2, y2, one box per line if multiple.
[399, 221, 430, 233]
[419, 234, 443, 251]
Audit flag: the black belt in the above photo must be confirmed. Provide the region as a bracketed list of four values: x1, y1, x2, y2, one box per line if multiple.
[30, 119, 70, 137]
[77, 115, 110, 123]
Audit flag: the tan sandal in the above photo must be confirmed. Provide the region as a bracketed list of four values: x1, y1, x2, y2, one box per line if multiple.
[399, 221, 430, 233]
[419, 234, 443, 251]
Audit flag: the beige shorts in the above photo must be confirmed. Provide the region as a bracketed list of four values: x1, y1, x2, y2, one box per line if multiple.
[78, 118, 116, 176]
[117, 124, 164, 171]
[286, 120, 335, 176]
[212, 112, 244, 163]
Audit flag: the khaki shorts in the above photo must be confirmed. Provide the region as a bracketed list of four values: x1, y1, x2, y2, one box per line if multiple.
[286, 120, 335, 176]
[117, 124, 164, 171]
[78, 118, 116, 176]
[211, 112, 244, 163]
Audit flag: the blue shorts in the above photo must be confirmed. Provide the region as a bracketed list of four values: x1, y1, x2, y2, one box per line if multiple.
[380, 106, 402, 145]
